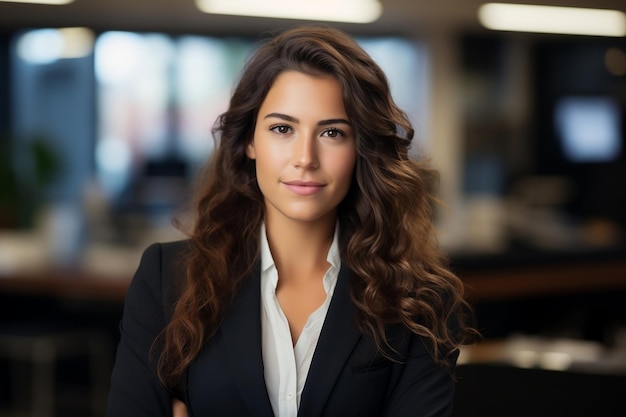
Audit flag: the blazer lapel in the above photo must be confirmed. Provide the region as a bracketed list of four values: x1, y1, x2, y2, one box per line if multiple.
[298, 265, 361, 417]
[218, 263, 275, 417]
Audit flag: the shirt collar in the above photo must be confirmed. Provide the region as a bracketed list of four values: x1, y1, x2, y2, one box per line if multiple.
[260, 223, 275, 274]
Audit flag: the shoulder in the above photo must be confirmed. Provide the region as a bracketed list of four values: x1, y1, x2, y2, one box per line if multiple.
[141, 239, 189, 260]
[138, 240, 189, 277]
[128, 240, 190, 315]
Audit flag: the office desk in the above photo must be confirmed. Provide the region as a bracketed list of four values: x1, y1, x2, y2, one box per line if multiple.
[0, 248, 625, 303]
[0, 269, 130, 303]
[460, 258, 626, 302]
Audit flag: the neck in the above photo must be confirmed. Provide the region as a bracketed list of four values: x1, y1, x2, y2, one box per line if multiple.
[264, 214, 336, 281]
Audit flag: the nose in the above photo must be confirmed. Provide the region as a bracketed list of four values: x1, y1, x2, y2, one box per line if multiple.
[293, 133, 319, 170]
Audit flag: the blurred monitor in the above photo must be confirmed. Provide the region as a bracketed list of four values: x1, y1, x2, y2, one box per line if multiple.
[554, 96, 622, 163]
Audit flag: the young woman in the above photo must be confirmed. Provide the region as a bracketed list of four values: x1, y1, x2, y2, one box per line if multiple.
[106, 25, 476, 417]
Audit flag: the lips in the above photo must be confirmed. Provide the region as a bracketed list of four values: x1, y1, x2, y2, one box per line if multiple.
[282, 180, 325, 196]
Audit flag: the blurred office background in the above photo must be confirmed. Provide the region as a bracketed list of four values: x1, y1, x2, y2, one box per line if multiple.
[0, 0, 625, 416]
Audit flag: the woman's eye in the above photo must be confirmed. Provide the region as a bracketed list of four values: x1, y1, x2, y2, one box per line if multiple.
[323, 128, 344, 138]
[270, 125, 291, 134]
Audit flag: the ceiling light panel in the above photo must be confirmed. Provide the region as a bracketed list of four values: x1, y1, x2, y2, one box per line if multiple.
[196, 0, 382, 24]
[0, 0, 74, 4]
[479, 3, 626, 37]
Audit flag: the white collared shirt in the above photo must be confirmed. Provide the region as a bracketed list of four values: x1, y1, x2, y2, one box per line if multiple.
[260, 224, 341, 417]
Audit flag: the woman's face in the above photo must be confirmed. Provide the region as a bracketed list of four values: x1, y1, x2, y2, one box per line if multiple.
[247, 70, 357, 228]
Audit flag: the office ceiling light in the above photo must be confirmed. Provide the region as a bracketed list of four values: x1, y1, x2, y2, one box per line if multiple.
[196, 0, 382, 24]
[478, 3, 626, 37]
[0, 0, 74, 4]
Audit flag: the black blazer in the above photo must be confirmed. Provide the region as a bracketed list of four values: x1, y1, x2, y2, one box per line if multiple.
[106, 241, 458, 417]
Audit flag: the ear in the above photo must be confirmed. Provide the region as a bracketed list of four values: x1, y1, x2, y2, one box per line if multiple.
[246, 141, 256, 160]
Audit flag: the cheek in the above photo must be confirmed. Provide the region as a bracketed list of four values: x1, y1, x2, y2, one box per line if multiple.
[333, 150, 357, 187]
[253, 143, 288, 184]
[255, 145, 287, 170]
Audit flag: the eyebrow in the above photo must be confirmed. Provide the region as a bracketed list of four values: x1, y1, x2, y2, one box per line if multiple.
[263, 112, 351, 126]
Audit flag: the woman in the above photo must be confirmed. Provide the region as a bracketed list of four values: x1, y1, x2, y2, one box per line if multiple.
[106, 25, 476, 417]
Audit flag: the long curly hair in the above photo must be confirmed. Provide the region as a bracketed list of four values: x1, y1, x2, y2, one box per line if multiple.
[157, 25, 477, 388]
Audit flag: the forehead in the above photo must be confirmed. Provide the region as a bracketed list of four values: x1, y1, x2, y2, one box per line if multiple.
[259, 71, 347, 118]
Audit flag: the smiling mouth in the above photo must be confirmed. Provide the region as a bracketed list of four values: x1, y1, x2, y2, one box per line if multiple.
[282, 181, 325, 196]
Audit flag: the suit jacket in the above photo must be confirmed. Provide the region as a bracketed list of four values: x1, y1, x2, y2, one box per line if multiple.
[106, 240, 458, 417]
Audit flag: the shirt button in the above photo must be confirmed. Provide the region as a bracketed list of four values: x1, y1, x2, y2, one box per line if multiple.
[286, 394, 294, 401]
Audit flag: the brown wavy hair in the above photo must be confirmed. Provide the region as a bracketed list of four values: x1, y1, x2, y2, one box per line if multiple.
[157, 25, 477, 388]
